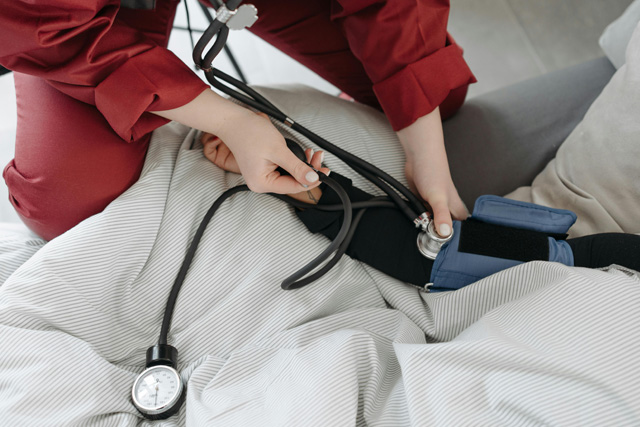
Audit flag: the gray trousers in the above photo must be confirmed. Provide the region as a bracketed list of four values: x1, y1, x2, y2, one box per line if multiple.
[444, 57, 615, 209]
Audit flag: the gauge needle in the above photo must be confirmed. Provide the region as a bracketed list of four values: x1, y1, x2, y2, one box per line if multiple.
[154, 383, 159, 407]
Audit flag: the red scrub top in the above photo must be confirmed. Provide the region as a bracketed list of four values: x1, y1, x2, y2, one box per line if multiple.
[0, 0, 475, 136]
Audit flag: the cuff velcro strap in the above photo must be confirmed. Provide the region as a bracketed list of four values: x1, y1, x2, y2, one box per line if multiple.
[459, 218, 549, 262]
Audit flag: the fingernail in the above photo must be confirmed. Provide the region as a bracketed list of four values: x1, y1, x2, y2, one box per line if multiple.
[319, 151, 325, 163]
[326, 170, 331, 176]
[439, 223, 451, 237]
[302, 184, 309, 188]
[306, 171, 319, 183]
[309, 149, 314, 159]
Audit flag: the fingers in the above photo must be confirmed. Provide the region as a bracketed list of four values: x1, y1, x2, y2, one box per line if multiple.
[269, 148, 320, 192]
[306, 149, 330, 176]
[202, 135, 222, 162]
[202, 133, 223, 151]
[304, 148, 314, 164]
[266, 174, 316, 194]
[260, 148, 332, 194]
[203, 135, 241, 174]
[261, 149, 319, 194]
[449, 193, 470, 220]
[216, 142, 240, 173]
[403, 157, 468, 237]
[427, 190, 469, 237]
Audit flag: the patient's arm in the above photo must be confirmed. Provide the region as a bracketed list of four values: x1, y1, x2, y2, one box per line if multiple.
[200, 133, 430, 283]
[204, 134, 434, 285]
[202, 132, 640, 287]
[295, 173, 640, 288]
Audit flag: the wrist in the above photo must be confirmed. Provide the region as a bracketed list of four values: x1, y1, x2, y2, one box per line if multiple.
[289, 186, 323, 205]
[212, 103, 257, 142]
[396, 107, 444, 158]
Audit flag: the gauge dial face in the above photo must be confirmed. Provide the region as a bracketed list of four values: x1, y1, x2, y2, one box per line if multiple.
[132, 365, 183, 414]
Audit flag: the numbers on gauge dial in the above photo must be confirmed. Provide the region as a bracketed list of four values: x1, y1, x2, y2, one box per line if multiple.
[135, 367, 179, 409]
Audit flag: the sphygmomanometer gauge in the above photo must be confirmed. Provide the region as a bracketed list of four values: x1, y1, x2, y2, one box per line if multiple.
[131, 364, 185, 420]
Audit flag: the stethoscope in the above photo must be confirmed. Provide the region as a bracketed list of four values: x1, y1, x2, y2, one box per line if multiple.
[131, 0, 452, 419]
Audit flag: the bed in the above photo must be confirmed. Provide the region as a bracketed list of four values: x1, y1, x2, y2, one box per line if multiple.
[0, 15, 639, 427]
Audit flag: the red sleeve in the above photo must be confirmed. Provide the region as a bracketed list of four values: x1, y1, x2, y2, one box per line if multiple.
[331, 0, 476, 131]
[0, 0, 208, 142]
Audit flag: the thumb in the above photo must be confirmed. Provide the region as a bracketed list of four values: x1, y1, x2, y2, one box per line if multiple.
[275, 149, 320, 189]
[430, 197, 453, 238]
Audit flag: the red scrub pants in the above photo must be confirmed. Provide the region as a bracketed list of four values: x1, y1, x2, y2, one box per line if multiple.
[3, 0, 468, 240]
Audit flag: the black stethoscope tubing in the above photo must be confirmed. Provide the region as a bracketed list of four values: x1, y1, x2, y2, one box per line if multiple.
[205, 65, 425, 224]
[191, 3, 426, 222]
[158, 178, 367, 346]
[155, 0, 430, 351]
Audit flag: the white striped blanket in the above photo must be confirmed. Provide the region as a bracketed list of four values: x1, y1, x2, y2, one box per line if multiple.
[1, 87, 639, 426]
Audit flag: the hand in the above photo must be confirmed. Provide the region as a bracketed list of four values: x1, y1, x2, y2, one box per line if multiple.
[303, 147, 330, 178]
[202, 120, 330, 195]
[404, 154, 468, 236]
[216, 111, 326, 194]
[152, 90, 322, 194]
[288, 148, 328, 204]
[397, 108, 469, 237]
[202, 133, 240, 174]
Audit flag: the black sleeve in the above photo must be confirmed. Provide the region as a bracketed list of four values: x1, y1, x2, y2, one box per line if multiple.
[295, 172, 434, 287]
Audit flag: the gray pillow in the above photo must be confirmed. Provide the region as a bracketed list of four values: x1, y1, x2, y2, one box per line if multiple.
[600, 0, 640, 69]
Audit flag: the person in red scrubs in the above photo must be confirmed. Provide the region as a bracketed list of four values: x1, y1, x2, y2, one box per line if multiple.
[0, 0, 475, 241]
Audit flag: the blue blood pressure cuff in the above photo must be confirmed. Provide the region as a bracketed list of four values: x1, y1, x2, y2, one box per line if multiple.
[428, 195, 577, 292]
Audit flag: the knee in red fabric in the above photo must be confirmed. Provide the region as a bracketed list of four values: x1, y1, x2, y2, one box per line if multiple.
[5, 73, 150, 241]
[3, 142, 148, 241]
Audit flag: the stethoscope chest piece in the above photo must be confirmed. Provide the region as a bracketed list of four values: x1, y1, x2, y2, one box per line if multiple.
[131, 345, 185, 420]
[417, 221, 453, 260]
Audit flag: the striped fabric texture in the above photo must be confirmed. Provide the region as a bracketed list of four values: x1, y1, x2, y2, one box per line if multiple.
[0, 87, 639, 426]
